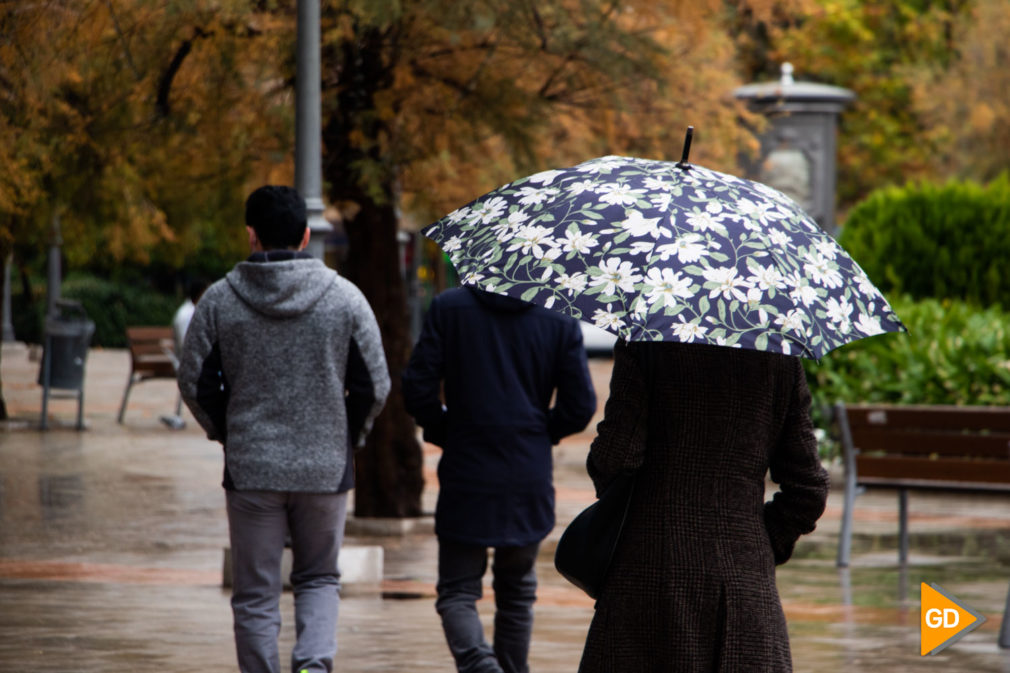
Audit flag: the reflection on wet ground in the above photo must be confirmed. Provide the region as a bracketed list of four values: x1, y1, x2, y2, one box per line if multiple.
[4, 344, 1010, 671]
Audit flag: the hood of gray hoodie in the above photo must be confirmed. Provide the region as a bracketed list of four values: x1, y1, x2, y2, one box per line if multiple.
[225, 258, 337, 318]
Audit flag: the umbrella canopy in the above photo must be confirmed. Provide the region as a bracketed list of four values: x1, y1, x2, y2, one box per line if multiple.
[421, 155, 905, 359]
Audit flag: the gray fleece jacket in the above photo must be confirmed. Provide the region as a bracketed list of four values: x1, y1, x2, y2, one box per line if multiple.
[178, 252, 390, 493]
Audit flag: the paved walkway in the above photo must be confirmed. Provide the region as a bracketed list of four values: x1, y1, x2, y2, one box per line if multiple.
[4, 341, 1010, 671]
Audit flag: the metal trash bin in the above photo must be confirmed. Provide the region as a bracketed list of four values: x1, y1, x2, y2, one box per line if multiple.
[38, 299, 95, 429]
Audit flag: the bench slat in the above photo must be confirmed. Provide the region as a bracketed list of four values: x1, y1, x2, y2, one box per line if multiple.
[855, 476, 1010, 493]
[845, 404, 1010, 432]
[849, 427, 1010, 459]
[125, 327, 176, 378]
[133, 361, 176, 378]
[856, 455, 1010, 485]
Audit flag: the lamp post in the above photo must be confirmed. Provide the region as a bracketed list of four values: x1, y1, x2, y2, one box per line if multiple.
[46, 210, 62, 317]
[2, 253, 14, 341]
[295, 0, 331, 260]
[733, 63, 855, 239]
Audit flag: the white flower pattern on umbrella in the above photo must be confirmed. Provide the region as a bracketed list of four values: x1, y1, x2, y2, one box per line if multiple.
[686, 210, 728, 235]
[568, 179, 597, 195]
[776, 309, 807, 335]
[421, 154, 905, 358]
[855, 305, 886, 336]
[491, 209, 529, 241]
[655, 233, 713, 264]
[643, 268, 693, 308]
[703, 267, 750, 302]
[790, 283, 819, 308]
[597, 183, 645, 206]
[470, 196, 508, 224]
[620, 211, 668, 239]
[671, 316, 708, 342]
[527, 169, 565, 185]
[591, 258, 642, 296]
[650, 192, 674, 212]
[593, 304, 625, 331]
[747, 261, 787, 292]
[558, 272, 588, 295]
[804, 252, 844, 289]
[561, 227, 598, 255]
[507, 225, 558, 260]
[516, 186, 558, 206]
[745, 287, 769, 326]
[825, 296, 854, 332]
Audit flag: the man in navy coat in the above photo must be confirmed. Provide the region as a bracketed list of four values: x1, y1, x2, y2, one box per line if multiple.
[403, 286, 597, 673]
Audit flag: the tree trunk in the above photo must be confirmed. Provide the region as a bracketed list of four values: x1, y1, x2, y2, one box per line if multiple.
[342, 197, 425, 518]
[321, 24, 424, 517]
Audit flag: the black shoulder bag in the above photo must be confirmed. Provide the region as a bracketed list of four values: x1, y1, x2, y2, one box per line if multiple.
[553, 471, 636, 600]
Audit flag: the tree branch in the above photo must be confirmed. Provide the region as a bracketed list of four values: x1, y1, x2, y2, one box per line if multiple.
[103, 0, 141, 81]
[529, 2, 549, 50]
[156, 27, 209, 118]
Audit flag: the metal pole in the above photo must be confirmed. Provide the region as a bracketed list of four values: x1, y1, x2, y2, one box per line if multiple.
[898, 488, 909, 566]
[836, 402, 857, 568]
[999, 583, 1010, 648]
[46, 210, 62, 318]
[2, 252, 14, 341]
[295, 0, 332, 261]
[40, 330, 52, 430]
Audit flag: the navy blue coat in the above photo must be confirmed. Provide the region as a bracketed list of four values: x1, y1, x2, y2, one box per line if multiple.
[402, 287, 597, 547]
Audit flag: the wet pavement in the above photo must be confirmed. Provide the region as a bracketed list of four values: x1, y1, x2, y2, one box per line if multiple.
[4, 341, 1010, 672]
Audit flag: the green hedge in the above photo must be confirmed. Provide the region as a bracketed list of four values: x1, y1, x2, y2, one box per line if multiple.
[839, 175, 1010, 305]
[14, 272, 179, 348]
[804, 295, 1010, 459]
[65, 273, 178, 348]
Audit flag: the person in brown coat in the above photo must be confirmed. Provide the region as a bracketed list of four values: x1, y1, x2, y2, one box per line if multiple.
[578, 340, 830, 673]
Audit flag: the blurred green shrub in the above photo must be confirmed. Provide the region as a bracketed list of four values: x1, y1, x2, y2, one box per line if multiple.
[839, 175, 1010, 305]
[804, 295, 1010, 460]
[60, 272, 178, 348]
[11, 271, 180, 348]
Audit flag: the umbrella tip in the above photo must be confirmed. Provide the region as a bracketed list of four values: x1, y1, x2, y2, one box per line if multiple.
[676, 126, 694, 170]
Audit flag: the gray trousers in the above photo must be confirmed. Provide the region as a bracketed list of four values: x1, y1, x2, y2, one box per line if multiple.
[226, 490, 348, 673]
[435, 539, 539, 673]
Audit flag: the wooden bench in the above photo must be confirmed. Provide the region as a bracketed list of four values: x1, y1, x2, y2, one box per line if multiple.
[835, 402, 1010, 568]
[116, 326, 179, 423]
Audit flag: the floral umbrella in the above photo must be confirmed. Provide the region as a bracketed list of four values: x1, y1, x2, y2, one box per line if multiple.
[421, 154, 905, 359]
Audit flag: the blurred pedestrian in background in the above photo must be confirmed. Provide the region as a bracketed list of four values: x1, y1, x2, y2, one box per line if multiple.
[577, 340, 829, 673]
[178, 185, 390, 673]
[161, 278, 207, 429]
[402, 286, 597, 673]
[172, 278, 208, 355]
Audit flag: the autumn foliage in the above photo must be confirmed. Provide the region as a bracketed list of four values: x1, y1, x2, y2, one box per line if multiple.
[2, 0, 1009, 510]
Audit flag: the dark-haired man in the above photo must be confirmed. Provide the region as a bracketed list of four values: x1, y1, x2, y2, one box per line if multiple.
[179, 185, 390, 673]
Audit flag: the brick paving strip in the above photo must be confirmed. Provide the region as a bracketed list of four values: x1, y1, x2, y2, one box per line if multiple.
[0, 559, 221, 585]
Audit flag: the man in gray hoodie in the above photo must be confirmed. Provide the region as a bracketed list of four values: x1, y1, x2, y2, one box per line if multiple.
[178, 185, 390, 673]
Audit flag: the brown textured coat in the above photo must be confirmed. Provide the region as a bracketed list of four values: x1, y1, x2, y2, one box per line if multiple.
[578, 341, 829, 673]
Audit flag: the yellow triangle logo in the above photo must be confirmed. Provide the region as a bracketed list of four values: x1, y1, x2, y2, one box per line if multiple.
[920, 583, 986, 655]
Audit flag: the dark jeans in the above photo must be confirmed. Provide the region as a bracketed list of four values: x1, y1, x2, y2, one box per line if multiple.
[435, 539, 539, 673]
